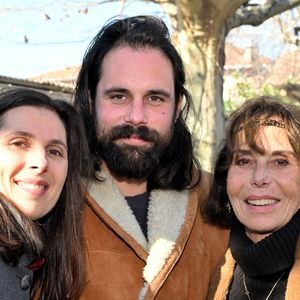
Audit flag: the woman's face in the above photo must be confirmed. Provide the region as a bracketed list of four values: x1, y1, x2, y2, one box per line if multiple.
[227, 124, 300, 242]
[0, 106, 68, 219]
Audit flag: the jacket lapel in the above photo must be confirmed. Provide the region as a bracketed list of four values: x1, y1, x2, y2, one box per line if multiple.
[89, 172, 148, 250]
[285, 238, 300, 299]
[143, 189, 188, 283]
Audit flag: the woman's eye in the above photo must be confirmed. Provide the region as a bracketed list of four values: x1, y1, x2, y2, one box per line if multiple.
[275, 159, 288, 166]
[236, 158, 251, 166]
[10, 140, 27, 148]
[47, 149, 64, 157]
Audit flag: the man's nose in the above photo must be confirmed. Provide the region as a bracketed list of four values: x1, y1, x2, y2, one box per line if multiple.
[124, 99, 148, 125]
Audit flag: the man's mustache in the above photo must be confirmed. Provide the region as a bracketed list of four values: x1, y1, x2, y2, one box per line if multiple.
[110, 125, 160, 143]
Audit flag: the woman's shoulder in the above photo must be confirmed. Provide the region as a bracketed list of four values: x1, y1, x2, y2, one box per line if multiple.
[0, 254, 33, 299]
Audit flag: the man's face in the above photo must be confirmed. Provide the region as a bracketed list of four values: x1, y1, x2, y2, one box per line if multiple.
[94, 46, 181, 179]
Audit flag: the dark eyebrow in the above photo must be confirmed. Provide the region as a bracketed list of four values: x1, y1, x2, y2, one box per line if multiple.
[233, 149, 251, 155]
[103, 87, 172, 98]
[6, 131, 32, 138]
[103, 87, 129, 94]
[6, 131, 68, 150]
[272, 150, 296, 157]
[49, 139, 68, 150]
[147, 89, 171, 96]
[234, 149, 296, 158]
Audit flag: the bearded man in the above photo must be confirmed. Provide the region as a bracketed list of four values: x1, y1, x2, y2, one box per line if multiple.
[74, 15, 229, 300]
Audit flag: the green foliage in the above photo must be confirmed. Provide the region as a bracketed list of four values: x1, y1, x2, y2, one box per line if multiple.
[236, 81, 257, 99]
[287, 75, 298, 84]
[223, 79, 294, 116]
[261, 83, 282, 96]
[223, 98, 238, 116]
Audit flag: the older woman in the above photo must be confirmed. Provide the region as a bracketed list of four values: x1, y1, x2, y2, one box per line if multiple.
[204, 96, 300, 300]
[0, 88, 92, 299]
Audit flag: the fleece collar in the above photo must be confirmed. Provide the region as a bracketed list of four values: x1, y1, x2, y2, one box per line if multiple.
[88, 171, 189, 287]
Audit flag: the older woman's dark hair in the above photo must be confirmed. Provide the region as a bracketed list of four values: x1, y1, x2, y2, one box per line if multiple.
[74, 15, 200, 190]
[0, 88, 92, 299]
[203, 95, 300, 227]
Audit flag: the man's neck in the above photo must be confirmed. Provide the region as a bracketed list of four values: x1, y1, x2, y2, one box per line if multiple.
[113, 177, 147, 197]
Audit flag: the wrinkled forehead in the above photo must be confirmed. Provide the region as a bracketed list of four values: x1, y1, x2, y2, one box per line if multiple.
[232, 119, 295, 157]
[232, 116, 286, 147]
[235, 115, 285, 133]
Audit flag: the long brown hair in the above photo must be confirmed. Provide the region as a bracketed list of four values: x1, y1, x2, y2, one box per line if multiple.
[0, 88, 92, 299]
[202, 96, 300, 227]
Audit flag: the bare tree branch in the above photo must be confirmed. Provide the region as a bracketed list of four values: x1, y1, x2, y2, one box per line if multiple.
[227, 0, 300, 30]
[274, 6, 300, 44]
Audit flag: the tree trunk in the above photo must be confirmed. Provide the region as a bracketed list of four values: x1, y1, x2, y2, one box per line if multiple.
[158, 0, 246, 170]
[153, 0, 300, 170]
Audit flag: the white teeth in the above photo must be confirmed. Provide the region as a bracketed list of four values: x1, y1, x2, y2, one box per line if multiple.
[18, 182, 46, 191]
[247, 199, 277, 206]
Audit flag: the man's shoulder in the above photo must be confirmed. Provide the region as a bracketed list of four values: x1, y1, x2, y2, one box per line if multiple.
[189, 169, 212, 200]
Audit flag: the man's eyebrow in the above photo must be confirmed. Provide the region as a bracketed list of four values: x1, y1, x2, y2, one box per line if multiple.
[103, 87, 172, 98]
[103, 87, 129, 94]
[146, 89, 171, 98]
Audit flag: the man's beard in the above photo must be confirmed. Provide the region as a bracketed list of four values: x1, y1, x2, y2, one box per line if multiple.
[96, 124, 172, 180]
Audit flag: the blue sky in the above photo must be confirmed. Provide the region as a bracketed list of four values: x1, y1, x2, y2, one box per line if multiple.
[1, 1, 297, 79]
[0, 0, 165, 79]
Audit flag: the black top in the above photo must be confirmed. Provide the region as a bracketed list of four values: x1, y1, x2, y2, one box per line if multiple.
[228, 210, 300, 300]
[125, 192, 150, 240]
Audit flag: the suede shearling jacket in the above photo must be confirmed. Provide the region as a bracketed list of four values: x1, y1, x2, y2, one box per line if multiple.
[207, 240, 300, 300]
[80, 171, 229, 300]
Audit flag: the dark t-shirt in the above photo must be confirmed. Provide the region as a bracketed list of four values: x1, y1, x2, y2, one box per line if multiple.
[125, 192, 150, 239]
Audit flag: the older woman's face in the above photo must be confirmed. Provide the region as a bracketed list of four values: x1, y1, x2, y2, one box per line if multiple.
[227, 124, 300, 242]
[0, 106, 68, 219]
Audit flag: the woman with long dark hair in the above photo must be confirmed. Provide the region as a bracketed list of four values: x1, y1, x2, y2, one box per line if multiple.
[0, 88, 91, 299]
